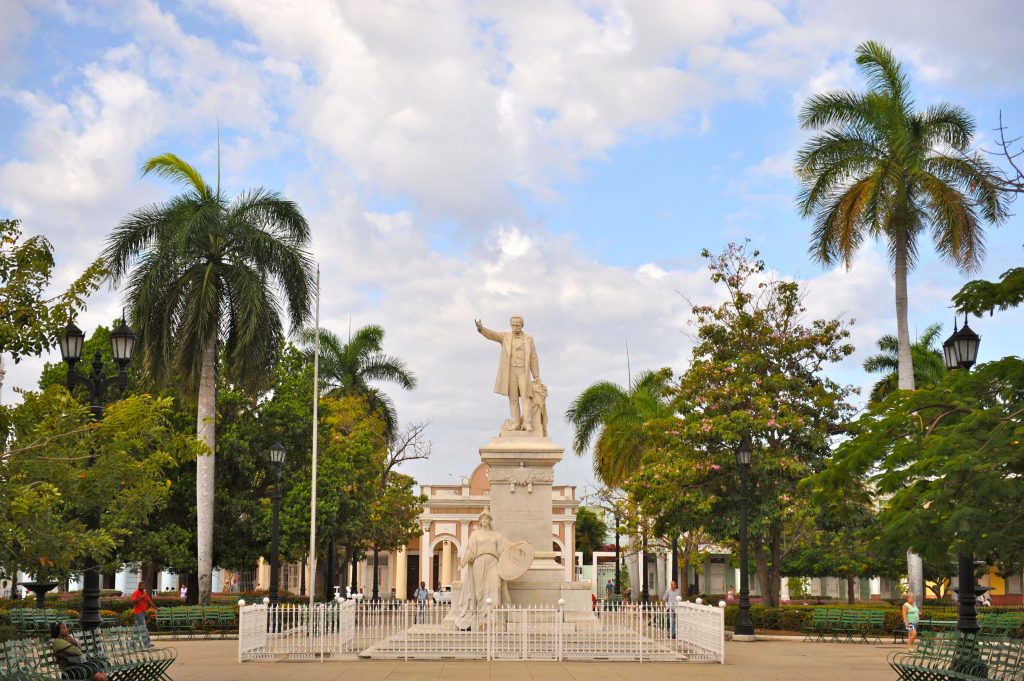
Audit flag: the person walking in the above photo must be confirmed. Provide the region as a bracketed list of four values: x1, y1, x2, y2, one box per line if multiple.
[131, 580, 155, 647]
[414, 581, 430, 623]
[663, 580, 681, 639]
[902, 592, 920, 650]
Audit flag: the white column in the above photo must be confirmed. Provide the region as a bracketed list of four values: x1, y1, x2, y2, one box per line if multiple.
[440, 541, 453, 587]
[419, 525, 430, 590]
[638, 547, 645, 598]
[395, 547, 407, 599]
[159, 571, 175, 593]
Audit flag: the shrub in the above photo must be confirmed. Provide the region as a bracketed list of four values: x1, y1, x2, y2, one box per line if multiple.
[721, 604, 905, 632]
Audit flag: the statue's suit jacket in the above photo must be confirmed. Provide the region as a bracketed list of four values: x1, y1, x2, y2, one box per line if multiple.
[478, 326, 540, 397]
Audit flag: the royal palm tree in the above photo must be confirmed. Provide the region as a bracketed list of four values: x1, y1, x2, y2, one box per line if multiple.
[301, 325, 415, 441]
[796, 40, 1007, 394]
[863, 323, 946, 404]
[797, 41, 1008, 605]
[564, 368, 672, 488]
[104, 153, 314, 604]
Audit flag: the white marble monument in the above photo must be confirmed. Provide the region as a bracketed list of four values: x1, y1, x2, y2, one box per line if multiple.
[467, 316, 592, 612]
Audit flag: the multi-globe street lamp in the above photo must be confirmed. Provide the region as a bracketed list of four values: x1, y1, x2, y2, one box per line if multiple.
[268, 441, 286, 608]
[59, 320, 135, 630]
[941, 315, 985, 638]
[733, 434, 755, 641]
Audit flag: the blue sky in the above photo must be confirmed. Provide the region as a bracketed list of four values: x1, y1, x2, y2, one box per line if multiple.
[2, 1, 1022, 490]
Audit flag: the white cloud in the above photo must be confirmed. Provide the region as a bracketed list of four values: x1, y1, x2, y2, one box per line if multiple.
[3, 0, 1023, 489]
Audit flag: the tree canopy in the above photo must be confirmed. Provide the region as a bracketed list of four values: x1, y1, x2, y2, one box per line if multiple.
[630, 243, 857, 606]
[807, 357, 1024, 571]
[1, 218, 105, 364]
[1, 388, 198, 580]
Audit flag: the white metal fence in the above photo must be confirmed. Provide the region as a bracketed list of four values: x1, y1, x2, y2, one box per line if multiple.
[238, 600, 724, 663]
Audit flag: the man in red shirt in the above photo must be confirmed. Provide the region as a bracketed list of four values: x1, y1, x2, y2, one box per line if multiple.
[130, 581, 155, 647]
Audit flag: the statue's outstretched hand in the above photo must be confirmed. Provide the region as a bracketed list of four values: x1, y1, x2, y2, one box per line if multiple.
[475, 319, 483, 332]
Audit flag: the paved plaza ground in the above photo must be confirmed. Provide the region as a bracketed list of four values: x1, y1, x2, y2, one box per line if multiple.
[169, 637, 900, 680]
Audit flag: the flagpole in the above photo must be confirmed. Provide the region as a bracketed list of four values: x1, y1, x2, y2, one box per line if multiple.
[308, 266, 320, 606]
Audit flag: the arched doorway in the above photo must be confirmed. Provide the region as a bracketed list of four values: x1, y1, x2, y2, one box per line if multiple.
[430, 538, 460, 592]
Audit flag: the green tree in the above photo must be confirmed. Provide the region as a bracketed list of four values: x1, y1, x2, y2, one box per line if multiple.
[1, 388, 198, 580]
[564, 368, 673, 487]
[281, 395, 383, 595]
[863, 323, 946, 403]
[574, 507, 607, 559]
[784, 491, 902, 604]
[655, 243, 856, 606]
[807, 357, 1024, 572]
[0, 218, 106, 365]
[301, 325, 416, 441]
[796, 41, 1007, 394]
[103, 153, 315, 603]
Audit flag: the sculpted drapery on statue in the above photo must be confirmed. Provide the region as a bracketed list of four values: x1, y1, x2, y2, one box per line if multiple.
[453, 510, 533, 630]
[475, 316, 545, 434]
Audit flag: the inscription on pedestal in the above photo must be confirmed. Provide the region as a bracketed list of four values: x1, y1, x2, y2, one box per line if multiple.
[487, 462, 554, 493]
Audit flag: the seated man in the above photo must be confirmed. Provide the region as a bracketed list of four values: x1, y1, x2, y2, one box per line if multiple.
[50, 621, 109, 681]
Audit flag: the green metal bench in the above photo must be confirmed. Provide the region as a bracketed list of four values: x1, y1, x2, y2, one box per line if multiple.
[802, 608, 831, 642]
[889, 632, 1024, 681]
[79, 626, 177, 681]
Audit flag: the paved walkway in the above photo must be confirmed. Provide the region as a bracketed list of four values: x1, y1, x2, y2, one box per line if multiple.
[167, 638, 902, 680]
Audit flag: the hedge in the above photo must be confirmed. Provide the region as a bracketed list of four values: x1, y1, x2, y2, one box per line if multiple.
[719, 603, 962, 633]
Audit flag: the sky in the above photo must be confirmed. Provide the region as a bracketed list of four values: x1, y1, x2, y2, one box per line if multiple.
[2, 0, 1022, 495]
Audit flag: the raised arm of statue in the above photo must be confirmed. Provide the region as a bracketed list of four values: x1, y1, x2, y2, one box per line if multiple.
[475, 319, 504, 343]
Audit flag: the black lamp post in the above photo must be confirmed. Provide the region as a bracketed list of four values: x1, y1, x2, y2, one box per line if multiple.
[268, 441, 286, 608]
[60, 320, 135, 631]
[733, 434, 755, 640]
[942, 315, 986, 637]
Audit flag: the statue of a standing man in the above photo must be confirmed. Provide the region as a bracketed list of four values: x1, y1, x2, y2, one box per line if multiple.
[475, 316, 541, 432]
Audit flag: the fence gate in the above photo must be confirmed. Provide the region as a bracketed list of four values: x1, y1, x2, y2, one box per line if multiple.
[490, 606, 560, 661]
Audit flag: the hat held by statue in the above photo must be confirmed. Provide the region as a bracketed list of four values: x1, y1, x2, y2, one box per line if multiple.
[497, 541, 535, 581]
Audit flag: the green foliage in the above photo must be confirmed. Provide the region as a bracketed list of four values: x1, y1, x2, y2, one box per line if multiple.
[632, 243, 857, 606]
[280, 396, 383, 560]
[720, 604, 908, 633]
[954, 266, 1024, 315]
[863, 323, 947, 403]
[565, 369, 672, 487]
[366, 472, 426, 554]
[796, 41, 1007, 274]
[301, 325, 416, 442]
[0, 218, 106, 363]
[0, 388, 199, 579]
[796, 40, 1008, 397]
[103, 153, 315, 397]
[808, 357, 1024, 570]
[574, 507, 607, 558]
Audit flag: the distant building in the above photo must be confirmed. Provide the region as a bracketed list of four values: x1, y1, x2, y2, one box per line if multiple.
[246, 462, 580, 599]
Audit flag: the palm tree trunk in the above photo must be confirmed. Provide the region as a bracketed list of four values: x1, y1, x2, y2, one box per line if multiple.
[196, 331, 217, 605]
[894, 235, 916, 392]
[894, 234, 924, 601]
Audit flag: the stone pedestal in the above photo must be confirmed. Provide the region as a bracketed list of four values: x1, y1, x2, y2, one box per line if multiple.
[480, 431, 591, 611]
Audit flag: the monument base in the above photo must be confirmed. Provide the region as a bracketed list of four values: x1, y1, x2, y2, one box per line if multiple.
[442, 578, 594, 630]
